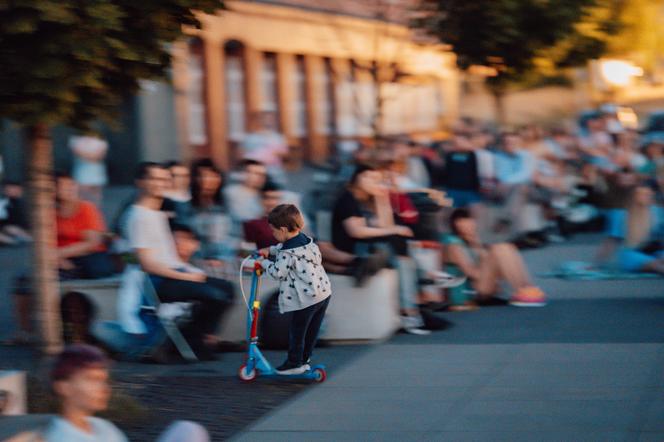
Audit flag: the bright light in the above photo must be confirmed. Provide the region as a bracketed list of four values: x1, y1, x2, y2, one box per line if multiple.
[599, 60, 643, 88]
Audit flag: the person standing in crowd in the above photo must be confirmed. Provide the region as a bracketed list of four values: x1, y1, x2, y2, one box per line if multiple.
[125, 162, 234, 360]
[241, 111, 289, 185]
[69, 130, 108, 207]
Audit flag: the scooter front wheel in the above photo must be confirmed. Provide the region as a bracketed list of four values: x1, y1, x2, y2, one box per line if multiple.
[312, 367, 326, 383]
[238, 364, 257, 382]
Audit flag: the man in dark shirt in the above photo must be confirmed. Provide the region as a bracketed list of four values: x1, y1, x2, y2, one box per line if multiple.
[443, 132, 482, 208]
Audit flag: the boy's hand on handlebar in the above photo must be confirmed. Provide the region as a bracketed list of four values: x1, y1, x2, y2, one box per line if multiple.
[257, 248, 270, 258]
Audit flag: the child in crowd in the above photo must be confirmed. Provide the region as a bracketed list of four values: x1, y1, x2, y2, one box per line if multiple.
[258, 204, 332, 375]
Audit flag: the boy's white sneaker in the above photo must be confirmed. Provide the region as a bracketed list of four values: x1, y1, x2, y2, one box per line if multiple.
[276, 361, 307, 375]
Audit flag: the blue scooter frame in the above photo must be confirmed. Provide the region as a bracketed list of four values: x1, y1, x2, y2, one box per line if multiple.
[238, 259, 326, 383]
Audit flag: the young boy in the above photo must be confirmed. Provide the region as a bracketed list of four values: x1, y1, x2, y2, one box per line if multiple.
[258, 204, 332, 375]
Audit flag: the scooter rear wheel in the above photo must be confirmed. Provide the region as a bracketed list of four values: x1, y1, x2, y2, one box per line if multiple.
[238, 364, 257, 382]
[313, 367, 326, 383]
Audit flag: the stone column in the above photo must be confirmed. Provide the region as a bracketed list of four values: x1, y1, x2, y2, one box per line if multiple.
[304, 55, 327, 163]
[204, 37, 229, 169]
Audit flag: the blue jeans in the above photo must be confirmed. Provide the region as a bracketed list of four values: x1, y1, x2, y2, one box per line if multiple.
[288, 297, 330, 365]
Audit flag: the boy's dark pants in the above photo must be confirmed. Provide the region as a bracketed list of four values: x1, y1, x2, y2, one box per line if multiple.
[288, 297, 330, 365]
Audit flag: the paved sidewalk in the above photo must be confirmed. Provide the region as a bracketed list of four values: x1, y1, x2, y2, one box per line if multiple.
[233, 241, 664, 441]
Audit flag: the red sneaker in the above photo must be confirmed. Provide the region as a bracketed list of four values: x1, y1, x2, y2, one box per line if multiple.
[510, 286, 547, 307]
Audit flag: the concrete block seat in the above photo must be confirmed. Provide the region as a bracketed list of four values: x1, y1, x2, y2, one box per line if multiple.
[60, 277, 123, 322]
[60, 268, 400, 345]
[218, 269, 400, 343]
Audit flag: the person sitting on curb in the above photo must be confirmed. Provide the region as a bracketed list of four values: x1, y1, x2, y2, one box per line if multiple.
[444, 208, 547, 309]
[244, 181, 386, 286]
[6, 172, 115, 346]
[123, 162, 234, 360]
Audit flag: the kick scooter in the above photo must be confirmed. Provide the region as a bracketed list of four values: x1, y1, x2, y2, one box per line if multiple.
[237, 255, 327, 383]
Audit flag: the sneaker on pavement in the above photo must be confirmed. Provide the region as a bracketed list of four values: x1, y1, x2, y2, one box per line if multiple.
[276, 361, 307, 375]
[424, 271, 467, 289]
[510, 286, 547, 307]
[400, 315, 431, 335]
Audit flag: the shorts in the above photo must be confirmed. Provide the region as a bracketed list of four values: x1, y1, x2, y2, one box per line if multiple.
[603, 209, 626, 239]
[446, 189, 482, 208]
[617, 248, 664, 272]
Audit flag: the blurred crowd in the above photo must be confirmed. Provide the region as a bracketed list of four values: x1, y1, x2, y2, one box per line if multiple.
[2, 107, 663, 352]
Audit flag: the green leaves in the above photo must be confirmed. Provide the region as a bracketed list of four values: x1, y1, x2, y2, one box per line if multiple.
[414, 0, 619, 88]
[0, 0, 224, 129]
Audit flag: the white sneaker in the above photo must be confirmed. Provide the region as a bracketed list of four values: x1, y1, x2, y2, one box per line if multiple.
[275, 363, 307, 375]
[428, 271, 467, 289]
[400, 315, 431, 335]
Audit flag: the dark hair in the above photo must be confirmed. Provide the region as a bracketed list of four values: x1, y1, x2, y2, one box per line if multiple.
[349, 164, 376, 186]
[240, 159, 265, 170]
[267, 204, 304, 232]
[135, 161, 165, 181]
[53, 170, 72, 181]
[51, 344, 108, 384]
[449, 208, 472, 236]
[163, 160, 183, 170]
[190, 158, 224, 208]
[261, 181, 282, 194]
[169, 221, 201, 240]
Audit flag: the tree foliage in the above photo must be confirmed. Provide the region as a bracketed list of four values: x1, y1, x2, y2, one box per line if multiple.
[414, 0, 622, 92]
[0, 0, 223, 128]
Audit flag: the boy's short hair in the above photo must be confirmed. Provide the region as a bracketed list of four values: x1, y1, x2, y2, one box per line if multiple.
[51, 344, 109, 383]
[267, 204, 304, 232]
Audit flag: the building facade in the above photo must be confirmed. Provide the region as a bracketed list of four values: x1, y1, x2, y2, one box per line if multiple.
[1, 1, 458, 183]
[170, 0, 459, 168]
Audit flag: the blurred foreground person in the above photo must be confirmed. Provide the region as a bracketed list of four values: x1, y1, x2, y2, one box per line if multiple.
[37, 344, 210, 442]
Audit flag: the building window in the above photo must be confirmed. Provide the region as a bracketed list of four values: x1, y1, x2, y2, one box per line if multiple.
[292, 55, 307, 138]
[336, 59, 357, 137]
[224, 40, 246, 142]
[261, 53, 279, 120]
[318, 58, 335, 136]
[187, 38, 208, 146]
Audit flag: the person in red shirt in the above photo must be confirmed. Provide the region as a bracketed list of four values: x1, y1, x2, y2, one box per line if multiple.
[242, 182, 282, 249]
[8, 172, 115, 345]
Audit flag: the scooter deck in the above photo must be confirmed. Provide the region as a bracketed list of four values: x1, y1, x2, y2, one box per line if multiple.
[256, 364, 326, 380]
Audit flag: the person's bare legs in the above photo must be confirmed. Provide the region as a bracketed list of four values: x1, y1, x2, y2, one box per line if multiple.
[489, 243, 532, 290]
[473, 250, 500, 297]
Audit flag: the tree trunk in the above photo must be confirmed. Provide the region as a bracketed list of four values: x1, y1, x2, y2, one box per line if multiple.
[28, 124, 62, 355]
[491, 89, 507, 126]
